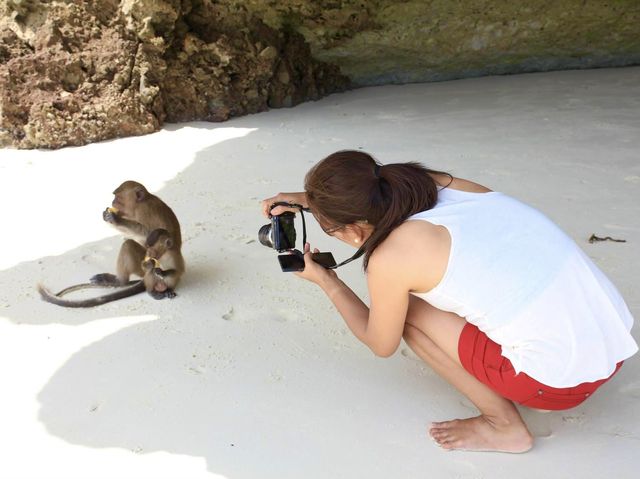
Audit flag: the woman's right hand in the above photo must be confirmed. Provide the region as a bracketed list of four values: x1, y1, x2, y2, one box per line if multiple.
[295, 242, 338, 286]
[261, 191, 308, 217]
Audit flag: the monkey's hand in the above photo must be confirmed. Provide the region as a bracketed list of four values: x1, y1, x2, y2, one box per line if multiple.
[149, 288, 177, 300]
[103, 207, 120, 224]
[142, 257, 159, 272]
[153, 267, 178, 279]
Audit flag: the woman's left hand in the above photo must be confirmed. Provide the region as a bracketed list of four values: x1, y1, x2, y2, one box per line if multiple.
[294, 242, 338, 285]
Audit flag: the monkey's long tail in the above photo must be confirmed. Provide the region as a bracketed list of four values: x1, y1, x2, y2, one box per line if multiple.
[55, 280, 140, 297]
[37, 281, 145, 308]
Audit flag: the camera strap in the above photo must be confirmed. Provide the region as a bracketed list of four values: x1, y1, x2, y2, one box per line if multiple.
[299, 204, 308, 247]
[298, 205, 366, 270]
[327, 247, 365, 269]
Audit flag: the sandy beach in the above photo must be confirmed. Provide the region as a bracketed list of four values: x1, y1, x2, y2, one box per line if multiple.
[1, 66, 639, 479]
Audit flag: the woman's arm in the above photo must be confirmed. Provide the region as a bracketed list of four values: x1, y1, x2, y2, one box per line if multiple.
[316, 273, 374, 345]
[301, 221, 447, 357]
[309, 246, 411, 357]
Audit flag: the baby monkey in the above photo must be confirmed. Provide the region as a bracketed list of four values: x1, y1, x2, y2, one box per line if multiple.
[38, 181, 184, 307]
[141, 228, 185, 299]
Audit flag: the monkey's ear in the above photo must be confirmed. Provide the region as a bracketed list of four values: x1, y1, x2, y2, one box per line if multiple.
[135, 186, 146, 202]
[164, 238, 174, 249]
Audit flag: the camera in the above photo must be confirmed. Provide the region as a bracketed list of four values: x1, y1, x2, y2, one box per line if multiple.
[259, 202, 337, 272]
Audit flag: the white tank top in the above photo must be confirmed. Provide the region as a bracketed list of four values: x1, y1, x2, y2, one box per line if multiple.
[409, 188, 638, 388]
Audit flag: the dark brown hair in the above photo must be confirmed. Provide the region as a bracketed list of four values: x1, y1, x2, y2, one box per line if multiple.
[304, 150, 451, 270]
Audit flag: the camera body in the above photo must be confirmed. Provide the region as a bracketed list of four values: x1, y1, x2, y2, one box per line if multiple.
[258, 211, 297, 253]
[259, 203, 337, 272]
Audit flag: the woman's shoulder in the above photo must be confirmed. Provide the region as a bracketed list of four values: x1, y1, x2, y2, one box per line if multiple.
[383, 219, 450, 257]
[368, 219, 450, 291]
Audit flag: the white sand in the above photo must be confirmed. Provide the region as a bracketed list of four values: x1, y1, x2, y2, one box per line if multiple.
[1, 67, 639, 479]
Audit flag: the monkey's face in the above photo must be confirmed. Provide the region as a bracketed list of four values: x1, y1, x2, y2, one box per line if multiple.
[111, 192, 125, 212]
[112, 191, 133, 214]
[112, 182, 146, 216]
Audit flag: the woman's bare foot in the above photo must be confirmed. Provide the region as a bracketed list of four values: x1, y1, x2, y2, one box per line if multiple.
[429, 414, 533, 453]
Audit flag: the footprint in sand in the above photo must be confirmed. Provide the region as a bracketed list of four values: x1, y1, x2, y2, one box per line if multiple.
[561, 412, 587, 425]
[400, 348, 421, 361]
[224, 233, 255, 244]
[623, 175, 640, 184]
[187, 365, 206, 375]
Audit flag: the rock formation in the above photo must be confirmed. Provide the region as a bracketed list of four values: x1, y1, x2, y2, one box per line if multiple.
[0, 0, 349, 149]
[1, 0, 638, 149]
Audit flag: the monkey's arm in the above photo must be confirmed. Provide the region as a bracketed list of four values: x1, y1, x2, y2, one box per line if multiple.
[103, 208, 150, 239]
[145, 251, 183, 282]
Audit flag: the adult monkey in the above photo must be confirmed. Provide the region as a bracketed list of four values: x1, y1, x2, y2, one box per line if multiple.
[38, 181, 184, 307]
[91, 180, 182, 286]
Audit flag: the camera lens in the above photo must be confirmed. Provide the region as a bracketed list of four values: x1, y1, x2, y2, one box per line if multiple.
[258, 224, 274, 248]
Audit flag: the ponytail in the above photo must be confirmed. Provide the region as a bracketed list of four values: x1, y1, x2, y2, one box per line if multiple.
[304, 150, 450, 270]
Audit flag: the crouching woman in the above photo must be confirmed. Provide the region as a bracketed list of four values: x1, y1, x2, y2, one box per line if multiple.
[262, 150, 638, 453]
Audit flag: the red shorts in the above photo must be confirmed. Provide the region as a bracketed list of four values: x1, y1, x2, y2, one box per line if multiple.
[458, 323, 623, 410]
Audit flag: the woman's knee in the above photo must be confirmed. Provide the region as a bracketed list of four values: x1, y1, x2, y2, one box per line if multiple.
[402, 322, 418, 343]
[407, 296, 466, 334]
[404, 298, 467, 365]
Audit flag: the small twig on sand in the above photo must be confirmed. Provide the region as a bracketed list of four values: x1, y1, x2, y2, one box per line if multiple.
[588, 234, 627, 244]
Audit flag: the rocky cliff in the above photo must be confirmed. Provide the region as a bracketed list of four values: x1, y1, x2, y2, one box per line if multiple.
[1, 0, 638, 149]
